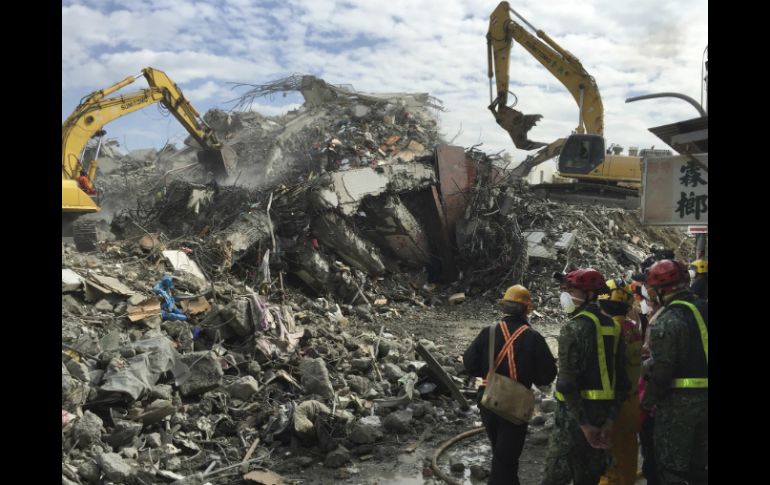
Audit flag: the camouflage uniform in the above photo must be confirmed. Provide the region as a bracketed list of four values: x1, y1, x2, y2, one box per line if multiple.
[542, 303, 630, 485]
[642, 291, 708, 485]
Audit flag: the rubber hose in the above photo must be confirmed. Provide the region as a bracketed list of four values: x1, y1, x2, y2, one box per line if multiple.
[430, 426, 486, 485]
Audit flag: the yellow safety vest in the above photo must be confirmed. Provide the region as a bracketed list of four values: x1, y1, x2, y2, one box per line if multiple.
[555, 310, 621, 401]
[669, 300, 708, 389]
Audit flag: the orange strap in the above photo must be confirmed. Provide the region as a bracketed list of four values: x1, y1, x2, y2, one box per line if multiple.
[484, 322, 528, 383]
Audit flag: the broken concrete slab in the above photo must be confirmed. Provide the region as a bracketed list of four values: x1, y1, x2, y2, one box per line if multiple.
[324, 163, 437, 216]
[65, 358, 90, 382]
[108, 419, 143, 449]
[162, 250, 207, 284]
[62, 269, 84, 293]
[363, 195, 430, 267]
[85, 274, 136, 297]
[555, 230, 577, 252]
[312, 212, 386, 275]
[523, 231, 557, 261]
[72, 411, 104, 448]
[94, 299, 114, 312]
[225, 376, 260, 401]
[62, 365, 89, 410]
[448, 293, 466, 304]
[299, 358, 335, 399]
[346, 375, 371, 395]
[97, 452, 135, 482]
[179, 352, 223, 397]
[349, 420, 384, 444]
[381, 363, 406, 381]
[383, 409, 413, 433]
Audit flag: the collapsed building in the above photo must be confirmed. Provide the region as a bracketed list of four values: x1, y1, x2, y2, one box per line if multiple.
[62, 75, 693, 484]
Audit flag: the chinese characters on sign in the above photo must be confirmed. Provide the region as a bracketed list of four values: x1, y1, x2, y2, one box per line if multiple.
[642, 155, 708, 225]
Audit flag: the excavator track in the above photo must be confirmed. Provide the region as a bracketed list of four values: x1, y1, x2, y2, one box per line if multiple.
[530, 182, 640, 209]
[73, 220, 98, 252]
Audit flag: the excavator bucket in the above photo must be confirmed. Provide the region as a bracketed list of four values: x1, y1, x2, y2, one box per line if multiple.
[491, 105, 547, 151]
[197, 144, 238, 182]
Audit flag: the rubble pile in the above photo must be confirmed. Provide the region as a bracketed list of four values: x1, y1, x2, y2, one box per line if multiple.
[65, 75, 695, 483]
[207, 74, 445, 187]
[62, 241, 477, 484]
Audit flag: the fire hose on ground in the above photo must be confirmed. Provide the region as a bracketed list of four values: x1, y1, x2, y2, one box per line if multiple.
[431, 426, 486, 485]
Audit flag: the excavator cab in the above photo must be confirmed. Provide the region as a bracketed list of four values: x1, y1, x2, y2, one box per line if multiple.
[558, 134, 606, 175]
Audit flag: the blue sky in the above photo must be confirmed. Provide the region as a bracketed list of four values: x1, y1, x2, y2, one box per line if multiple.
[62, 0, 708, 164]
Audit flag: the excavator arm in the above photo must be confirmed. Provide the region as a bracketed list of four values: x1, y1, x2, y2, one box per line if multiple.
[62, 67, 235, 183]
[509, 137, 566, 178]
[487, 2, 604, 151]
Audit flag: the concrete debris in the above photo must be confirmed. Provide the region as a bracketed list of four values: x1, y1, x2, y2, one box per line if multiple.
[323, 446, 351, 468]
[383, 409, 413, 433]
[312, 212, 386, 275]
[349, 420, 384, 444]
[179, 351, 223, 397]
[62, 269, 84, 292]
[107, 419, 143, 448]
[72, 411, 104, 449]
[523, 231, 557, 261]
[97, 452, 135, 481]
[61, 73, 694, 482]
[162, 250, 208, 284]
[299, 358, 335, 399]
[226, 375, 260, 401]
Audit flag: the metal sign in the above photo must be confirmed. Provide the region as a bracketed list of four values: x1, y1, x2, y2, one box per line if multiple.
[642, 154, 708, 225]
[687, 225, 708, 234]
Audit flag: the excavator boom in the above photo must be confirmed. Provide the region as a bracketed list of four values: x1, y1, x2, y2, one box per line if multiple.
[487, 1, 604, 145]
[62, 67, 237, 250]
[62, 67, 235, 183]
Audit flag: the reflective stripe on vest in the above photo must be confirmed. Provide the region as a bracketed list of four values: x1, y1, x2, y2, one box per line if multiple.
[669, 300, 708, 389]
[555, 310, 620, 401]
[482, 322, 528, 385]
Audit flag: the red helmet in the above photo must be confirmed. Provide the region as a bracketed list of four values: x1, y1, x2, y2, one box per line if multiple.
[561, 268, 607, 292]
[646, 259, 690, 292]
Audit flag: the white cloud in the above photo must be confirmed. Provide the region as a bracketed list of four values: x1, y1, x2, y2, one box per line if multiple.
[62, 0, 708, 160]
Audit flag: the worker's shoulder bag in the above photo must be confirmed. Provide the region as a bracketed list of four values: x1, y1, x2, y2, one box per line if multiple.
[480, 323, 535, 424]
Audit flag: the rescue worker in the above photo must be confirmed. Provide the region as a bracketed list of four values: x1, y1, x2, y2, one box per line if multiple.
[641, 260, 708, 485]
[542, 268, 630, 485]
[77, 170, 97, 195]
[597, 279, 643, 485]
[638, 280, 664, 485]
[463, 284, 557, 485]
[688, 259, 708, 300]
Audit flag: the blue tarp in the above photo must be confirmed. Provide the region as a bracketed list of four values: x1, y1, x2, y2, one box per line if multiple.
[152, 275, 188, 321]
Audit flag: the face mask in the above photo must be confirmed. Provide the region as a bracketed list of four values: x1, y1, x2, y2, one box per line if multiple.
[560, 291, 582, 313]
[641, 285, 650, 299]
[689, 269, 696, 279]
[640, 300, 651, 315]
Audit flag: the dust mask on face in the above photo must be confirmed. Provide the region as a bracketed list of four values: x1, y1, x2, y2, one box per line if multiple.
[640, 299, 651, 315]
[560, 291, 582, 314]
[689, 269, 696, 279]
[641, 285, 650, 299]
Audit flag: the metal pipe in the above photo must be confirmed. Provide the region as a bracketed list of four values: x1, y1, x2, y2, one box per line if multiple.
[625, 92, 706, 117]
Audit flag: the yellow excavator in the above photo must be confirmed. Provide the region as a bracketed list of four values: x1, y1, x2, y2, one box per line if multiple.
[62, 67, 236, 250]
[487, 2, 642, 202]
